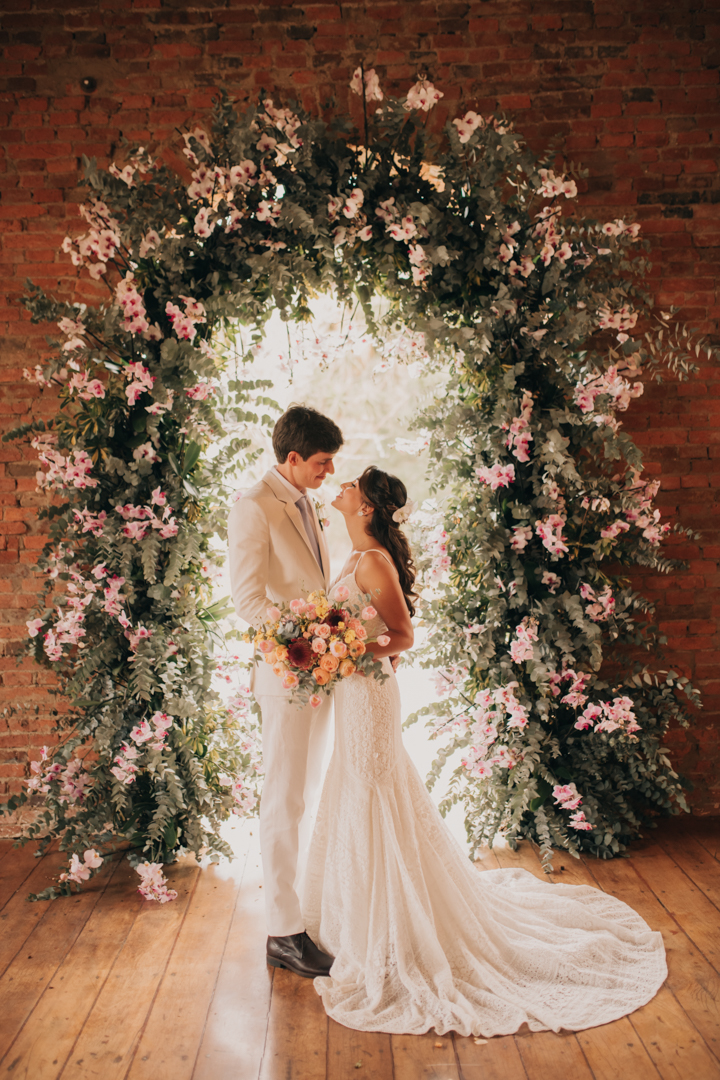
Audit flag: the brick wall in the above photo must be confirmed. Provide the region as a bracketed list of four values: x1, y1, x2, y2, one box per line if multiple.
[1, 0, 719, 814]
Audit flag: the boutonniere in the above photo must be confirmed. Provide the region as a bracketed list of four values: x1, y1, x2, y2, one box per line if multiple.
[312, 497, 330, 531]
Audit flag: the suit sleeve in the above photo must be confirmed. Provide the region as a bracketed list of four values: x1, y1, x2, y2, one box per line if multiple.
[227, 498, 272, 628]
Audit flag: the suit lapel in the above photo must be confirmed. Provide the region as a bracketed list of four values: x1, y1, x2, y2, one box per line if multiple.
[262, 470, 325, 580]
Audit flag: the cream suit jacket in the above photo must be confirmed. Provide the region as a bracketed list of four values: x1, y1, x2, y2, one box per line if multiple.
[227, 469, 330, 697]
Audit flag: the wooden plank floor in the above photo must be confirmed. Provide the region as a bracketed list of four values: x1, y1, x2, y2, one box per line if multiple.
[1, 817, 719, 1080]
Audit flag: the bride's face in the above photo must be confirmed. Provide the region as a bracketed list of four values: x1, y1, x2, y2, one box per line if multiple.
[332, 479, 368, 518]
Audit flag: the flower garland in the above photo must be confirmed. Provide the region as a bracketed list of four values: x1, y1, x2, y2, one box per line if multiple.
[3, 69, 711, 895]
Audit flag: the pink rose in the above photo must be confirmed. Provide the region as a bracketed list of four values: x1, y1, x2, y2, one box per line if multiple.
[355, 626, 367, 640]
[315, 623, 331, 639]
[311, 637, 327, 654]
[330, 640, 348, 658]
[309, 693, 323, 709]
[258, 639, 276, 654]
[281, 672, 299, 690]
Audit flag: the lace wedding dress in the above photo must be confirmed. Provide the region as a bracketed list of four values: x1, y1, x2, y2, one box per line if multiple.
[302, 554, 667, 1037]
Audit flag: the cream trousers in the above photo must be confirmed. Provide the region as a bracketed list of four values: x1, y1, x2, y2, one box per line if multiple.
[255, 689, 333, 936]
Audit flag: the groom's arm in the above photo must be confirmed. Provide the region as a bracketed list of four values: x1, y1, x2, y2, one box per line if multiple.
[227, 498, 272, 628]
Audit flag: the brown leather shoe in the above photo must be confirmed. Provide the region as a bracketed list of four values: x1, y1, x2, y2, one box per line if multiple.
[266, 931, 334, 978]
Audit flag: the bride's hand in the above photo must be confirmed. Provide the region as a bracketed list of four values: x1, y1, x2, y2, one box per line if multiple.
[390, 654, 400, 672]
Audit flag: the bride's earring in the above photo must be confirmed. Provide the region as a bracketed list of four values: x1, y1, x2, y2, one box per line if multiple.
[357, 509, 366, 517]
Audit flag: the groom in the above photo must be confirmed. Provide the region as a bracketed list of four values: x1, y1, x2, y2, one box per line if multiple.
[227, 405, 343, 978]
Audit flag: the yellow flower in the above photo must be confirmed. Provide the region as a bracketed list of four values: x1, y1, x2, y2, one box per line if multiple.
[344, 629, 356, 643]
[338, 621, 345, 630]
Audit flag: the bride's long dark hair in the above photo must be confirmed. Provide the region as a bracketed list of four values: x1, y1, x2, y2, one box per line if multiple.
[357, 466, 418, 616]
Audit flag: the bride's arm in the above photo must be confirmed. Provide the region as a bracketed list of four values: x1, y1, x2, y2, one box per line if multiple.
[355, 552, 414, 658]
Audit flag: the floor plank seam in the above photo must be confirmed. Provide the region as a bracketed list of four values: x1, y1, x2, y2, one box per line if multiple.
[665, 981, 720, 1066]
[0, 854, 121, 1075]
[627, 1013, 665, 1079]
[120, 861, 203, 1080]
[257, 966, 276, 1080]
[56, 857, 144, 1080]
[629, 861, 720, 977]
[657, 839, 720, 915]
[188, 841, 254, 1080]
[0, 844, 52, 918]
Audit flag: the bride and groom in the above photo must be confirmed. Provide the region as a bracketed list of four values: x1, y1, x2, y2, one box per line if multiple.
[227, 404, 667, 1037]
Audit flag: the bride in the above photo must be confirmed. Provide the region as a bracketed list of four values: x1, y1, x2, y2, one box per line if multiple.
[301, 465, 667, 1037]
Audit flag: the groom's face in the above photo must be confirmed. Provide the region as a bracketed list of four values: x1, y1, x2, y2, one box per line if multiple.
[289, 450, 336, 490]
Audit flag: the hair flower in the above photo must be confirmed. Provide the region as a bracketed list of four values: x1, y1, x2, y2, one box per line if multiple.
[392, 499, 417, 524]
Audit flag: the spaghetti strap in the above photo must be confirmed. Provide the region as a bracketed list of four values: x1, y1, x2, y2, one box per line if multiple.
[355, 548, 397, 575]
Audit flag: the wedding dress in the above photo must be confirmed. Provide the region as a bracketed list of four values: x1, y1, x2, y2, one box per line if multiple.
[302, 551, 667, 1037]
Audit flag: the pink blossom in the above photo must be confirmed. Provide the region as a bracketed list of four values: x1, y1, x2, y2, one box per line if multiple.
[27, 618, 44, 637]
[404, 79, 443, 111]
[535, 517, 569, 558]
[452, 111, 483, 144]
[569, 811, 593, 831]
[309, 693, 323, 709]
[281, 672, 299, 690]
[476, 463, 516, 490]
[510, 526, 533, 552]
[333, 584, 350, 602]
[136, 861, 178, 903]
[59, 848, 103, 885]
[193, 206, 216, 238]
[185, 381, 214, 401]
[229, 160, 257, 188]
[377, 634, 391, 647]
[600, 520, 630, 540]
[552, 783, 583, 811]
[361, 605, 377, 620]
[129, 720, 154, 744]
[266, 605, 282, 622]
[349, 66, 383, 102]
[256, 200, 281, 225]
[542, 571, 561, 594]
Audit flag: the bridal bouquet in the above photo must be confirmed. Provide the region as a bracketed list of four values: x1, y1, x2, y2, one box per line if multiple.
[244, 588, 389, 707]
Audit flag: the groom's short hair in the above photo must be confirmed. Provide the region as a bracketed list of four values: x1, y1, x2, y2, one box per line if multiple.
[272, 405, 344, 463]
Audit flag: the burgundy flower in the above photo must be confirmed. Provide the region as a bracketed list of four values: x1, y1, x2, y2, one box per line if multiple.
[287, 638, 313, 670]
[323, 607, 347, 630]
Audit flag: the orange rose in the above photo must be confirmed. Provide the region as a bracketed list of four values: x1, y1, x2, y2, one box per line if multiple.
[348, 640, 366, 658]
[319, 653, 339, 673]
[314, 667, 330, 685]
[338, 658, 356, 677]
[275, 645, 288, 661]
[264, 649, 278, 665]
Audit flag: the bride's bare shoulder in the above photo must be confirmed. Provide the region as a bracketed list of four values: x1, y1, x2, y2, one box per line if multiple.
[355, 549, 397, 591]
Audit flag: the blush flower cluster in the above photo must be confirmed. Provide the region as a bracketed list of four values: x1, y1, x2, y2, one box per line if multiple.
[245, 588, 389, 707]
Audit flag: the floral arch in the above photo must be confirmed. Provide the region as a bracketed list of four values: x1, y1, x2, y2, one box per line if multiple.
[3, 70, 709, 899]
